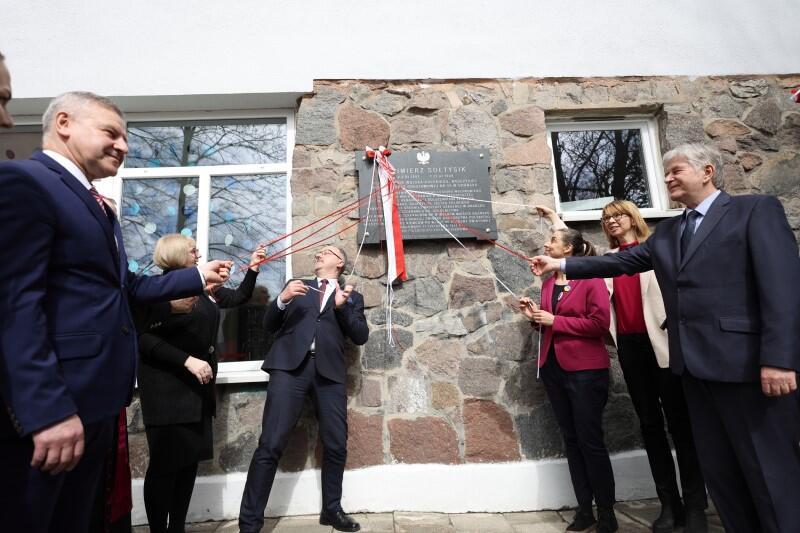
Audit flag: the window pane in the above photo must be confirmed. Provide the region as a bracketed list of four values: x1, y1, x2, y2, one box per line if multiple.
[207, 173, 287, 363]
[551, 128, 651, 210]
[0, 127, 42, 161]
[125, 119, 287, 168]
[120, 177, 199, 275]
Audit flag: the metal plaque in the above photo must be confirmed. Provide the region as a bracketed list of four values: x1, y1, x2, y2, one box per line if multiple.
[355, 149, 498, 243]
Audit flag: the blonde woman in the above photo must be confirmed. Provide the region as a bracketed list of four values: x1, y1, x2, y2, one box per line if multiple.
[537, 203, 707, 533]
[136, 234, 265, 533]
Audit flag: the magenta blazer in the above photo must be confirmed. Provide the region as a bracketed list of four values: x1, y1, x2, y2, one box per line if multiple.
[538, 276, 611, 371]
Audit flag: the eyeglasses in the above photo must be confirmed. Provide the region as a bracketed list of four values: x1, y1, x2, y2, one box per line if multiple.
[601, 213, 629, 224]
[315, 248, 342, 260]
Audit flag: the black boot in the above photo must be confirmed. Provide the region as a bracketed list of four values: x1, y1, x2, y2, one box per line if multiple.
[566, 504, 596, 532]
[596, 506, 618, 533]
[683, 508, 708, 533]
[652, 500, 685, 532]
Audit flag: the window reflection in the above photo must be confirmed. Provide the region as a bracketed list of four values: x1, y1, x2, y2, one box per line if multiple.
[120, 177, 199, 274]
[126, 119, 287, 168]
[551, 128, 651, 210]
[207, 173, 287, 363]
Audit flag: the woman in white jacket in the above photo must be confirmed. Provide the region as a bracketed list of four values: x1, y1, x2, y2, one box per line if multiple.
[537, 202, 707, 533]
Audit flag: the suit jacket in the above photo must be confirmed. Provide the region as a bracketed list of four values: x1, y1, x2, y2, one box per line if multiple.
[604, 253, 670, 368]
[538, 276, 611, 371]
[136, 268, 260, 426]
[0, 152, 203, 437]
[262, 279, 368, 383]
[568, 192, 800, 382]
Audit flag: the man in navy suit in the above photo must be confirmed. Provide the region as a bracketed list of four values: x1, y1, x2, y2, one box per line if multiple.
[532, 143, 800, 533]
[239, 245, 369, 533]
[0, 91, 231, 532]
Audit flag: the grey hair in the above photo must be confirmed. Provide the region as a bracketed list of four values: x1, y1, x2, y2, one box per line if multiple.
[335, 246, 348, 276]
[663, 142, 724, 189]
[42, 91, 125, 136]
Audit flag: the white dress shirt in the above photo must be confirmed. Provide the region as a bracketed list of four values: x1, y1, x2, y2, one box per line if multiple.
[276, 278, 337, 351]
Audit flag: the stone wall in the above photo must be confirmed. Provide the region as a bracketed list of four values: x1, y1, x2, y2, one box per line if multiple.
[127, 74, 800, 477]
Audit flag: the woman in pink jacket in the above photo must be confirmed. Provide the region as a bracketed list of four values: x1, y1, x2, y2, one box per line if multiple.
[520, 228, 617, 533]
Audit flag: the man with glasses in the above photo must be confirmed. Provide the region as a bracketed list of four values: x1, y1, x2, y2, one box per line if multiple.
[239, 245, 369, 533]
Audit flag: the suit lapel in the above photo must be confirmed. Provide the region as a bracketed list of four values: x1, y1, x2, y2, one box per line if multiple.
[680, 192, 731, 271]
[34, 152, 120, 272]
[541, 277, 554, 313]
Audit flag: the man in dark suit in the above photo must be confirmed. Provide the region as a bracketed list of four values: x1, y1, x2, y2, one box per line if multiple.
[239, 245, 369, 533]
[532, 142, 800, 533]
[0, 91, 231, 533]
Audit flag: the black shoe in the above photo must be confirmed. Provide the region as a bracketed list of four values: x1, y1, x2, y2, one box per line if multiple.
[683, 509, 708, 533]
[320, 510, 361, 532]
[652, 503, 685, 533]
[596, 506, 618, 533]
[566, 505, 597, 532]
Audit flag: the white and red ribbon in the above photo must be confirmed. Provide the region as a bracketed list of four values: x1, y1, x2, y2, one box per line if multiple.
[371, 146, 407, 284]
[366, 146, 408, 346]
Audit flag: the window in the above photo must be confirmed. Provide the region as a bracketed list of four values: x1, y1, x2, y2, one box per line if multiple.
[99, 111, 295, 383]
[546, 118, 674, 221]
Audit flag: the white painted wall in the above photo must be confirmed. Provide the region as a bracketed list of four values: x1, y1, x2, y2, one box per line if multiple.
[3, 0, 799, 104]
[130, 451, 658, 524]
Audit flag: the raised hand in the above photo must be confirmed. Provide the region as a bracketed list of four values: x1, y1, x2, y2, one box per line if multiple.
[185, 355, 213, 385]
[335, 284, 354, 308]
[201, 260, 233, 289]
[249, 244, 267, 271]
[31, 414, 84, 474]
[529, 255, 561, 276]
[518, 297, 538, 320]
[280, 279, 309, 303]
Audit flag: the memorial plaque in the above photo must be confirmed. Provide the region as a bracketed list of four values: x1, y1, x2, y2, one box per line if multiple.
[355, 149, 498, 243]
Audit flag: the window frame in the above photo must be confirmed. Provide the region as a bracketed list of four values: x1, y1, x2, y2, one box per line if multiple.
[545, 117, 679, 222]
[98, 109, 296, 384]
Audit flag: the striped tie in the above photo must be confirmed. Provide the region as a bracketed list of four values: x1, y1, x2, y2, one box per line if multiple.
[89, 187, 109, 216]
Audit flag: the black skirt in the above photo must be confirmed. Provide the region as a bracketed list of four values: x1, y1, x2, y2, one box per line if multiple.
[145, 414, 213, 473]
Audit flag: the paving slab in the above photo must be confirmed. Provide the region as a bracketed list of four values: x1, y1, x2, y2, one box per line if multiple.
[179, 521, 219, 532]
[503, 511, 566, 532]
[449, 512, 514, 532]
[616, 499, 660, 528]
[264, 515, 332, 532]
[350, 513, 395, 532]
[394, 511, 454, 532]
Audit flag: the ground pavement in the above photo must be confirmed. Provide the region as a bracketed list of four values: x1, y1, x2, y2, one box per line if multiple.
[132, 498, 724, 532]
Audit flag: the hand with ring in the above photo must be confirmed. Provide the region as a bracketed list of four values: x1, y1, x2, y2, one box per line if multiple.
[184, 355, 213, 384]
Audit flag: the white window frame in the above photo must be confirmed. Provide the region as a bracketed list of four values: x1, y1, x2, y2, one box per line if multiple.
[546, 117, 681, 222]
[97, 109, 296, 384]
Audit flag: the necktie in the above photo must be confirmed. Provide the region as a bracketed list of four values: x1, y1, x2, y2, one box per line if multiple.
[680, 210, 700, 259]
[89, 187, 110, 217]
[319, 279, 328, 309]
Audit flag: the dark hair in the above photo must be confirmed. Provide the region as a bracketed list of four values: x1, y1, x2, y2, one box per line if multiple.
[556, 228, 597, 257]
[0, 51, 5, 61]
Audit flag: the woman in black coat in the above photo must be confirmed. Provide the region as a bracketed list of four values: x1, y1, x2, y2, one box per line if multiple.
[136, 234, 265, 533]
